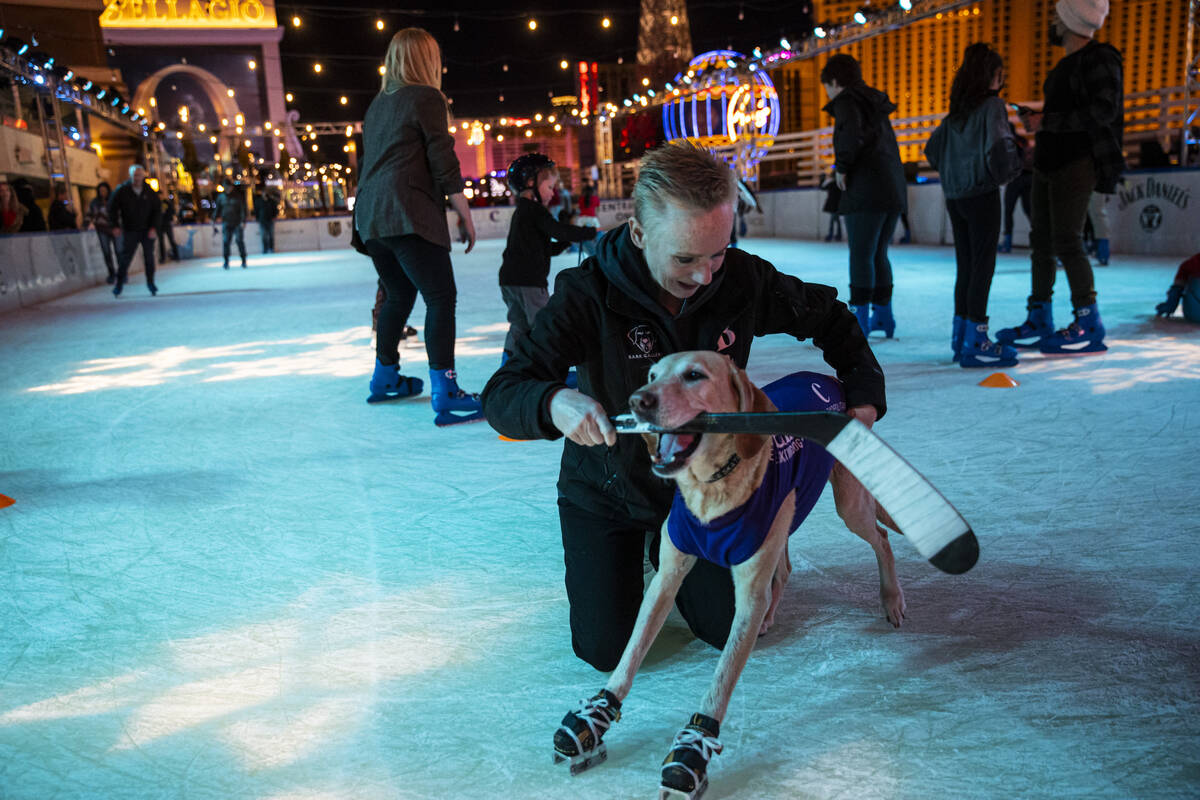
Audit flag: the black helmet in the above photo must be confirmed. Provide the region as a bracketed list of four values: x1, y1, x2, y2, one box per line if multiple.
[507, 153, 556, 200]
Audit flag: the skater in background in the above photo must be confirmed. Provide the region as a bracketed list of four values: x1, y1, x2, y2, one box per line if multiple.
[574, 180, 601, 256]
[107, 164, 161, 297]
[214, 180, 248, 269]
[497, 153, 597, 366]
[998, 123, 1033, 252]
[1155, 252, 1200, 322]
[996, 0, 1124, 355]
[0, 181, 28, 234]
[84, 181, 116, 282]
[13, 178, 46, 233]
[924, 43, 1024, 368]
[158, 191, 180, 262]
[821, 53, 906, 339]
[254, 185, 279, 254]
[355, 26, 482, 423]
[820, 168, 842, 241]
[47, 185, 78, 231]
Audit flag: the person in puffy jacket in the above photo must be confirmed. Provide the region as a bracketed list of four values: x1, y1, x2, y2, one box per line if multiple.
[925, 43, 1023, 368]
[821, 53, 906, 339]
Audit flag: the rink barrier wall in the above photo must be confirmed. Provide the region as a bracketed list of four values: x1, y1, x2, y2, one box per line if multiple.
[2, 168, 1196, 312]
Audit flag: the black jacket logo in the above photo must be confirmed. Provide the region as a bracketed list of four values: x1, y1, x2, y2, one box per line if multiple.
[626, 324, 660, 359]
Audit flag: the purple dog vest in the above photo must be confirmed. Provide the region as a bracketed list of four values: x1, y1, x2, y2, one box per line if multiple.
[665, 372, 845, 568]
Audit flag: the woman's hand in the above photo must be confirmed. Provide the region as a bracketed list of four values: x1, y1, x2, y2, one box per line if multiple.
[449, 192, 476, 254]
[550, 388, 616, 447]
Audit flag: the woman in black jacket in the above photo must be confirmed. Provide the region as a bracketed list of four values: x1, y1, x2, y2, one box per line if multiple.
[821, 54, 906, 338]
[354, 27, 480, 424]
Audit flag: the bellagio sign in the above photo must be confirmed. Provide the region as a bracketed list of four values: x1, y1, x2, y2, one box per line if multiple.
[100, 0, 277, 28]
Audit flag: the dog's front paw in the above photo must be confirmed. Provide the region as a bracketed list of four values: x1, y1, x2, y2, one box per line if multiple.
[881, 583, 906, 628]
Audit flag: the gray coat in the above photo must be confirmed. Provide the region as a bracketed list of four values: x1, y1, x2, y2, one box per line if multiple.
[924, 96, 1022, 200]
[354, 85, 464, 249]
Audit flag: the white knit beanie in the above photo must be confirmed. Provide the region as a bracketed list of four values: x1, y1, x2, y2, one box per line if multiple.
[1056, 0, 1109, 37]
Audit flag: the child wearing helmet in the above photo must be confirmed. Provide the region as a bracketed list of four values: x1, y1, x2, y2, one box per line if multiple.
[499, 154, 600, 364]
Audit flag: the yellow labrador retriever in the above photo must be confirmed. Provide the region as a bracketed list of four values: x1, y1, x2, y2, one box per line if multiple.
[553, 351, 904, 799]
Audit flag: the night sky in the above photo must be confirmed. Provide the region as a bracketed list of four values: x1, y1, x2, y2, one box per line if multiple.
[276, 1, 814, 123]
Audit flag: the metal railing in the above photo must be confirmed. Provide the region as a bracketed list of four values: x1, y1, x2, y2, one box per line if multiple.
[735, 86, 1192, 188]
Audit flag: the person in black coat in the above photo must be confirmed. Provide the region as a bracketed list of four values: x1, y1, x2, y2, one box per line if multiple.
[107, 164, 161, 296]
[214, 180, 248, 268]
[821, 53, 906, 338]
[12, 178, 46, 233]
[481, 142, 886, 674]
[157, 192, 180, 262]
[47, 185, 78, 231]
[354, 27, 480, 422]
[85, 182, 118, 283]
[253, 186, 279, 253]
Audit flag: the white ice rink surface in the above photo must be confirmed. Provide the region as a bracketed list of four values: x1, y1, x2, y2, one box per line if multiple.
[2, 236, 1198, 800]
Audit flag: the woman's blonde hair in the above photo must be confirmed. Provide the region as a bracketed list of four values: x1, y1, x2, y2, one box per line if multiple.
[381, 27, 443, 93]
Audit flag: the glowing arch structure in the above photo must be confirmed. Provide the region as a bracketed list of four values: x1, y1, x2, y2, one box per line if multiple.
[662, 50, 781, 168]
[131, 64, 244, 161]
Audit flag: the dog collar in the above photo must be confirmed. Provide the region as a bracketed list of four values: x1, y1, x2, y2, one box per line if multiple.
[705, 452, 741, 483]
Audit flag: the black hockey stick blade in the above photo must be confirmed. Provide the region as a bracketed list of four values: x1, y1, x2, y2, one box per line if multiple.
[612, 412, 978, 574]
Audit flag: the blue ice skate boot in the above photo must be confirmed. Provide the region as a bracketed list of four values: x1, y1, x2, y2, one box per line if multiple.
[951, 315, 965, 362]
[1155, 284, 1183, 317]
[960, 320, 1018, 368]
[869, 302, 895, 338]
[1038, 303, 1107, 355]
[366, 359, 423, 404]
[996, 300, 1053, 349]
[429, 368, 485, 426]
[849, 304, 871, 336]
[1095, 238, 1110, 266]
[997, 233, 1012, 254]
[660, 713, 723, 800]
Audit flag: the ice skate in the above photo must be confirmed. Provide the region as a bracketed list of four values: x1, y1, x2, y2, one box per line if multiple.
[1038, 303, 1107, 355]
[366, 359, 423, 404]
[659, 713, 722, 800]
[996, 300, 1053, 348]
[552, 689, 621, 775]
[429, 368, 485, 426]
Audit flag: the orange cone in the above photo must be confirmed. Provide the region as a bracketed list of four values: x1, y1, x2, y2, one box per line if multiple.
[0, 494, 14, 509]
[498, 435, 530, 442]
[978, 372, 1019, 388]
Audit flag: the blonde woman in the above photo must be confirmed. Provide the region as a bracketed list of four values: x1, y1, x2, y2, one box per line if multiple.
[355, 27, 481, 425]
[0, 181, 28, 234]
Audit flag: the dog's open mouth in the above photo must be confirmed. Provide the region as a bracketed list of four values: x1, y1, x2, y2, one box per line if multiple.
[651, 431, 703, 475]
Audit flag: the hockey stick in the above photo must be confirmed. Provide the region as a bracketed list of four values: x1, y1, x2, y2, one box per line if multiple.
[611, 412, 978, 575]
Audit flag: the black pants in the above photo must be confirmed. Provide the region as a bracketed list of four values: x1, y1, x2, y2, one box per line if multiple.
[115, 230, 156, 287]
[222, 224, 246, 264]
[260, 220, 275, 253]
[946, 189, 1002, 320]
[559, 497, 736, 672]
[158, 223, 179, 261]
[96, 229, 117, 277]
[1003, 171, 1032, 237]
[1030, 158, 1097, 307]
[366, 234, 457, 370]
[843, 211, 898, 306]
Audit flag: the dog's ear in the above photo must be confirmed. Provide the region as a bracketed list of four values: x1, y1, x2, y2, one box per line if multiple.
[730, 362, 774, 460]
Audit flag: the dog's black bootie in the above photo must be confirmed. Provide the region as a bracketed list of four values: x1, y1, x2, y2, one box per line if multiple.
[659, 712, 722, 799]
[553, 688, 621, 775]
